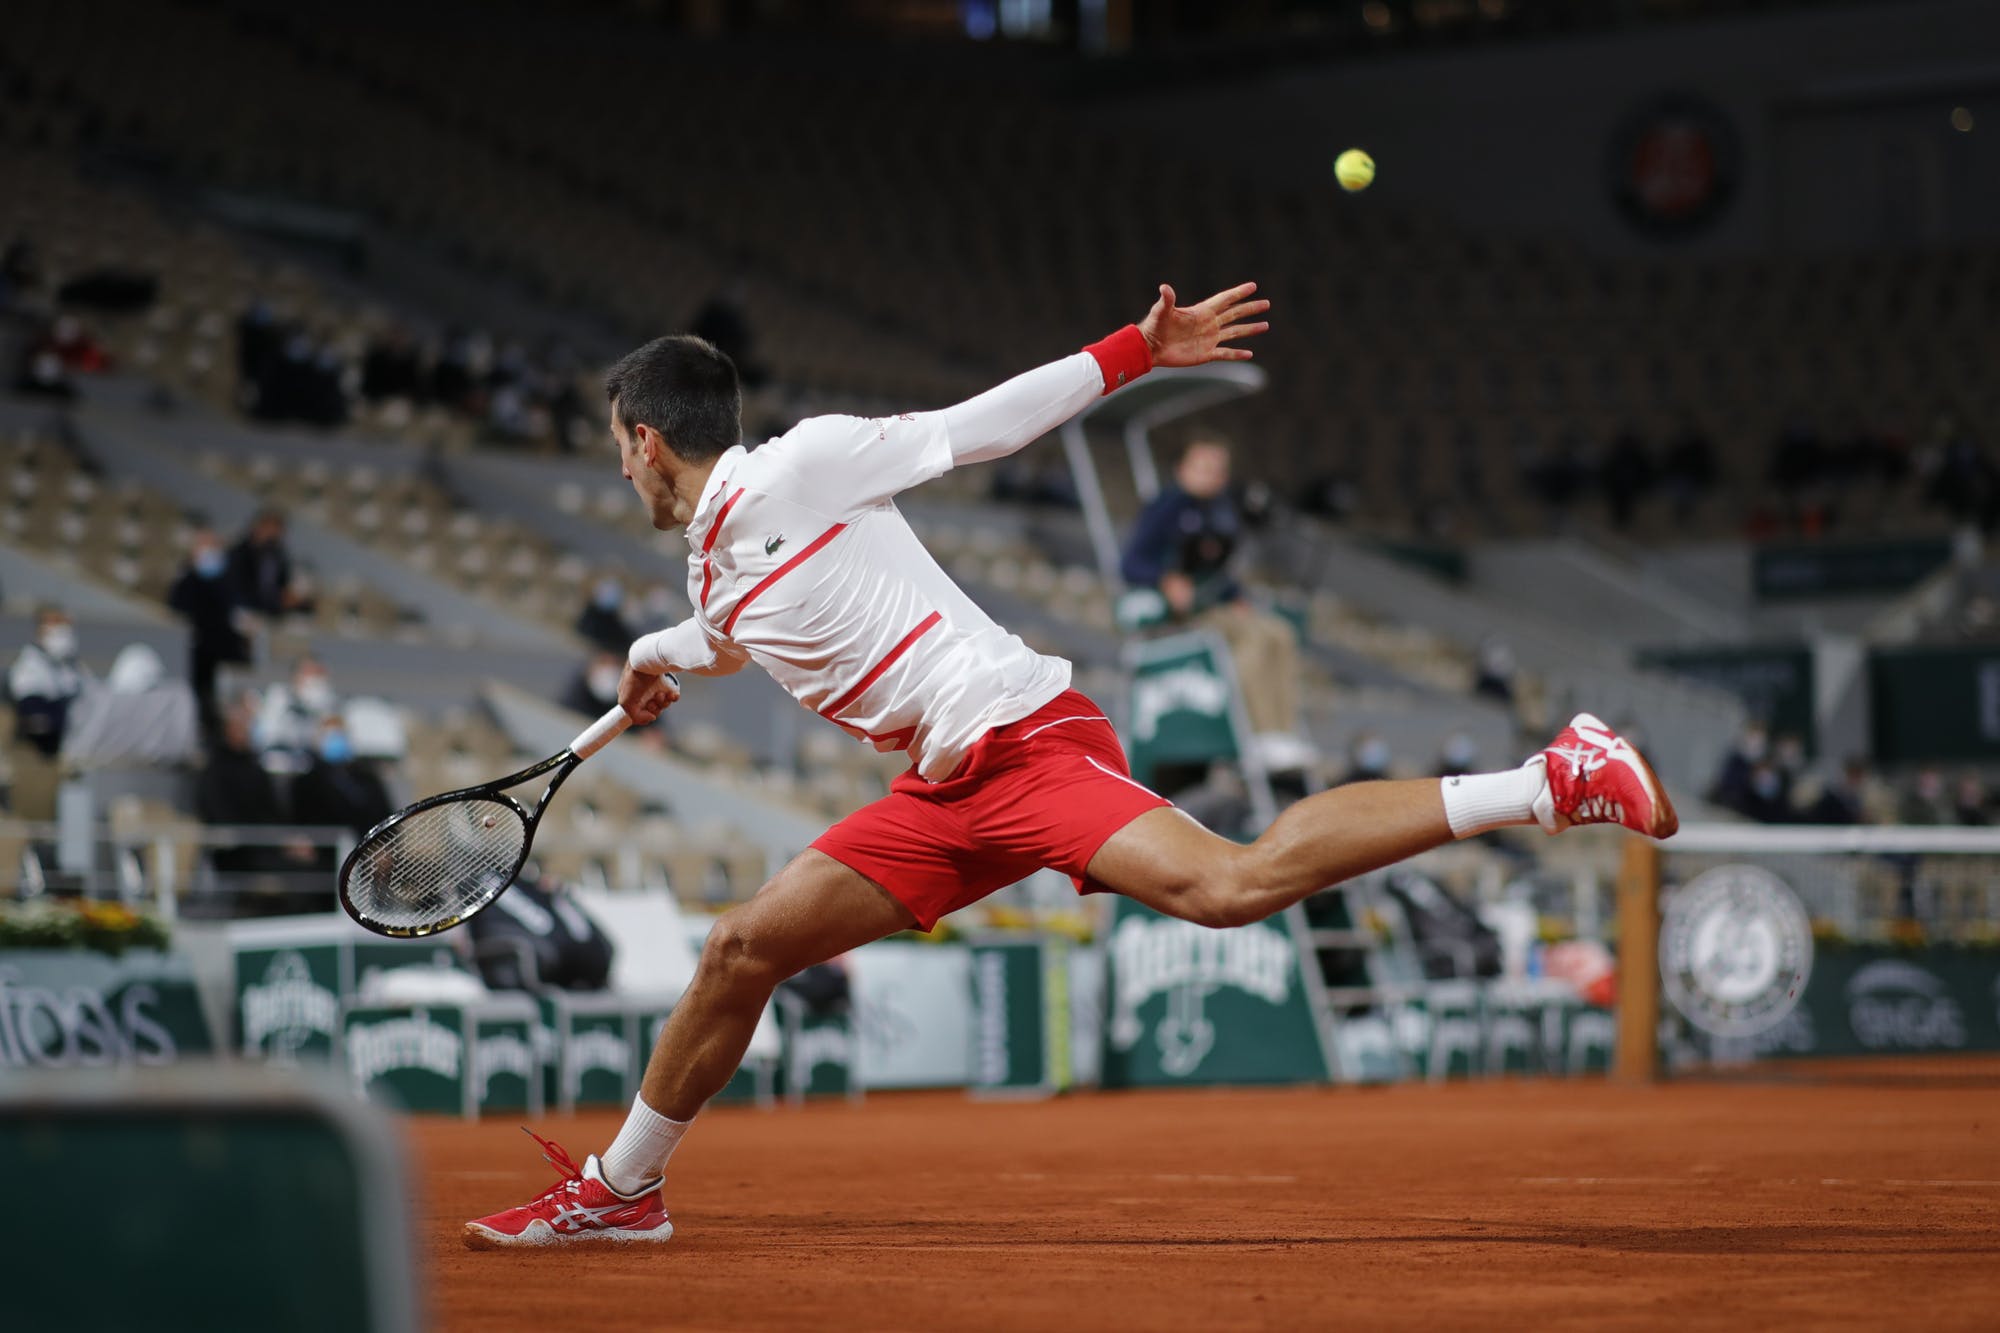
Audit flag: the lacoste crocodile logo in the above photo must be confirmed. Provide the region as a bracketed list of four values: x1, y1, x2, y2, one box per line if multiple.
[765, 534, 786, 556]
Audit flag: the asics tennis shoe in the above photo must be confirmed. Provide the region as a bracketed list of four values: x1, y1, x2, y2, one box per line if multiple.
[463, 1129, 673, 1249]
[1532, 712, 1678, 839]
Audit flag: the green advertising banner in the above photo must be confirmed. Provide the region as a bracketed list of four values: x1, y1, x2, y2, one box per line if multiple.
[1099, 898, 1331, 1087]
[776, 992, 859, 1100]
[1674, 945, 2000, 1065]
[237, 944, 344, 1065]
[1753, 538, 1951, 601]
[345, 1005, 469, 1115]
[1638, 645, 1816, 752]
[231, 916, 463, 1066]
[968, 935, 1070, 1097]
[1124, 632, 1243, 786]
[1870, 644, 2000, 762]
[0, 950, 213, 1068]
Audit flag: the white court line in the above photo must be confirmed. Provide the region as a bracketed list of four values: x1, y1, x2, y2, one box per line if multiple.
[999, 1172, 1297, 1185]
[1523, 1176, 2000, 1188]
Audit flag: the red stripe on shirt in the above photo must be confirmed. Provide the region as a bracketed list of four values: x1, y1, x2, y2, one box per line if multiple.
[821, 611, 943, 719]
[698, 486, 746, 610]
[721, 521, 848, 635]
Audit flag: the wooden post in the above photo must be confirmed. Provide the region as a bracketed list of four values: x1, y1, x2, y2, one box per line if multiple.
[1613, 837, 1662, 1085]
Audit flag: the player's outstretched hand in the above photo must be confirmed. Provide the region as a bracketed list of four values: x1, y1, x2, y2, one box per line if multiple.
[1138, 281, 1270, 367]
[618, 663, 682, 725]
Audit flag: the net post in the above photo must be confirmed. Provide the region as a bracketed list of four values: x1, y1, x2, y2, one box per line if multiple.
[1613, 836, 1662, 1084]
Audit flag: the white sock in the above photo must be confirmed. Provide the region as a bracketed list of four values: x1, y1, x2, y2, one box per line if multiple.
[600, 1094, 692, 1196]
[1441, 757, 1548, 838]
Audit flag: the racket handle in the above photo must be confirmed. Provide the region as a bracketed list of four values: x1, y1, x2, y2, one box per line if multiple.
[567, 673, 676, 760]
[569, 706, 632, 761]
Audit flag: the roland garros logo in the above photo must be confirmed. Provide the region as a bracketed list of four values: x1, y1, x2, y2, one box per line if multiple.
[1660, 865, 1813, 1038]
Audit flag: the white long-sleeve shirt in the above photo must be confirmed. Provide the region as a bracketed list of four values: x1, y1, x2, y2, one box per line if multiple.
[629, 333, 1148, 781]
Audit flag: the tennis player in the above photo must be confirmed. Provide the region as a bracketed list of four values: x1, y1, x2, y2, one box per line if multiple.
[465, 282, 1677, 1247]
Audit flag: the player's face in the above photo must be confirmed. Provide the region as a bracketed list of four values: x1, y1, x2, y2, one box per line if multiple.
[612, 410, 677, 531]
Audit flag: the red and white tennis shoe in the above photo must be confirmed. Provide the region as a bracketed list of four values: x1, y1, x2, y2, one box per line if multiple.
[1531, 712, 1678, 839]
[463, 1129, 673, 1250]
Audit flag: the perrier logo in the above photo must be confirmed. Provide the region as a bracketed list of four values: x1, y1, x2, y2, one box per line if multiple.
[1108, 915, 1295, 1077]
[347, 1009, 463, 1087]
[242, 950, 340, 1066]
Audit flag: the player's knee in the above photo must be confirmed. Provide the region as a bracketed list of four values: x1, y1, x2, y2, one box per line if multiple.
[699, 911, 782, 993]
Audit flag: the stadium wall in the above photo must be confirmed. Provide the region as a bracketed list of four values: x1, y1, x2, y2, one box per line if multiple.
[1092, 0, 2000, 257]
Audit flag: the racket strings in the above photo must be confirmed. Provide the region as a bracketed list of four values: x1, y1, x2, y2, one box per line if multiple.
[345, 796, 528, 932]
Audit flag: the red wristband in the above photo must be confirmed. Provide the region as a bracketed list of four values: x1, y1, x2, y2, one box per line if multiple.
[1083, 324, 1152, 395]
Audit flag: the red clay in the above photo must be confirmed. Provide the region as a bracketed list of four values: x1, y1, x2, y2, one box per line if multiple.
[414, 1057, 2000, 1331]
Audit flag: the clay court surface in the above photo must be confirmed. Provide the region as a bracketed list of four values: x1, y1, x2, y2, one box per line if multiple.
[416, 1057, 2000, 1331]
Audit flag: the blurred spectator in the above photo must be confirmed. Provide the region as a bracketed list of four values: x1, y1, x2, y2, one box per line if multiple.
[255, 656, 341, 773]
[1952, 770, 1990, 826]
[1737, 761, 1795, 824]
[361, 325, 425, 404]
[1334, 733, 1393, 787]
[1599, 428, 1654, 529]
[1523, 435, 1590, 518]
[195, 691, 313, 876]
[690, 282, 765, 389]
[12, 316, 103, 400]
[0, 237, 42, 309]
[236, 301, 283, 388]
[168, 528, 255, 731]
[1923, 414, 1999, 531]
[13, 337, 76, 399]
[1120, 439, 1307, 766]
[1769, 418, 1826, 497]
[48, 315, 109, 373]
[291, 716, 394, 849]
[562, 650, 626, 718]
[1709, 720, 1768, 813]
[1434, 732, 1479, 779]
[432, 328, 483, 411]
[7, 604, 86, 757]
[1660, 419, 1717, 523]
[576, 577, 636, 654]
[246, 326, 349, 427]
[1473, 638, 1516, 705]
[229, 508, 310, 619]
[1804, 757, 1871, 825]
[1898, 767, 1951, 825]
[6, 604, 88, 821]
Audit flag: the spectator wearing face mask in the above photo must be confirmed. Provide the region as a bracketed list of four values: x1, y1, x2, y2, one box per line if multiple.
[575, 576, 636, 655]
[1334, 732, 1394, 787]
[255, 656, 341, 773]
[1435, 732, 1479, 779]
[562, 650, 627, 719]
[1709, 721, 1769, 813]
[291, 716, 394, 858]
[168, 528, 255, 732]
[6, 605, 89, 820]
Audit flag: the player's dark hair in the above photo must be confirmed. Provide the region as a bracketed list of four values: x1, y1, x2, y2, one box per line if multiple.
[604, 335, 742, 463]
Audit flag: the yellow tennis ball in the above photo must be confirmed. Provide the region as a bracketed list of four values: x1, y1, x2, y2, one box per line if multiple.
[1335, 148, 1375, 192]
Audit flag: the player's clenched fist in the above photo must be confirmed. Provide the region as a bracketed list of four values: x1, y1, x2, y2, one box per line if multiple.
[619, 663, 682, 725]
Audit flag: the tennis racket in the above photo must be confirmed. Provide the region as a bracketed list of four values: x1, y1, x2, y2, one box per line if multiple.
[336, 694, 665, 938]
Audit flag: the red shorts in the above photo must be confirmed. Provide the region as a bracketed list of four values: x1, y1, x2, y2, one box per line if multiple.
[811, 689, 1170, 930]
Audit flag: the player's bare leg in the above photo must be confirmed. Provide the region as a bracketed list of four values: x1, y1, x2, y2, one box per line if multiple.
[639, 849, 915, 1120]
[1089, 713, 1677, 927]
[464, 852, 912, 1246]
